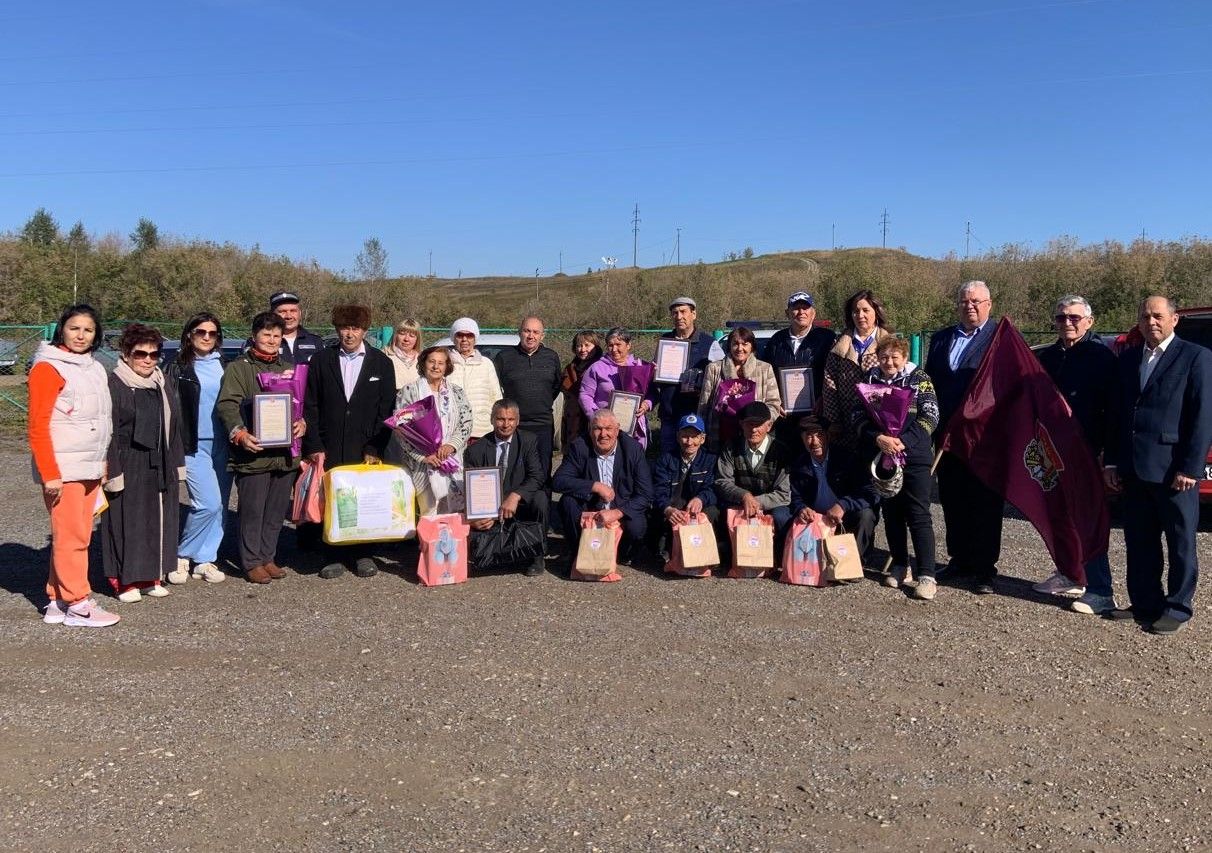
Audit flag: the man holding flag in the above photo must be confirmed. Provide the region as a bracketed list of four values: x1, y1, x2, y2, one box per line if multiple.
[925, 281, 1002, 594]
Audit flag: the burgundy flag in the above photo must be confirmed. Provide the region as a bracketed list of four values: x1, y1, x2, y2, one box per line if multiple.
[939, 317, 1109, 583]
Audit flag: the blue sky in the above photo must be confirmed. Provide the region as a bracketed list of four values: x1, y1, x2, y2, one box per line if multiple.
[1, 0, 1209, 277]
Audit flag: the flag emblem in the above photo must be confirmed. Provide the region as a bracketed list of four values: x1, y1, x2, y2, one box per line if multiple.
[1023, 422, 1065, 491]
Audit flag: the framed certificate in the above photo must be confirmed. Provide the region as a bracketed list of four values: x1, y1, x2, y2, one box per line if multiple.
[609, 390, 643, 434]
[654, 338, 691, 384]
[252, 393, 294, 447]
[464, 466, 503, 520]
[778, 367, 815, 414]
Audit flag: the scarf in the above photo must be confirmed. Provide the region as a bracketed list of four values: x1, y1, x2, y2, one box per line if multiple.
[114, 359, 172, 451]
[250, 347, 277, 364]
[390, 345, 418, 366]
[411, 376, 458, 503]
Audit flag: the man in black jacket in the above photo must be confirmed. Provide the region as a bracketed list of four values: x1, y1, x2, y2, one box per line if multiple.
[268, 291, 325, 365]
[765, 290, 836, 444]
[492, 316, 562, 484]
[656, 296, 725, 454]
[464, 399, 548, 575]
[1031, 295, 1118, 613]
[302, 305, 397, 579]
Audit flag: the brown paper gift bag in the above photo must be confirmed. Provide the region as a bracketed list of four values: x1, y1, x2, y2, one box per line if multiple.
[574, 512, 623, 582]
[727, 507, 774, 579]
[823, 526, 863, 582]
[671, 515, 720, 574]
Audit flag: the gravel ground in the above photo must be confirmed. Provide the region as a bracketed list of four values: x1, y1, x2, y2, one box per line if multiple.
[2, 444, 1211, 852]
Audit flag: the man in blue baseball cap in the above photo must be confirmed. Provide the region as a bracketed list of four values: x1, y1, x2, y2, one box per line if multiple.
[649, 412, 720, 561]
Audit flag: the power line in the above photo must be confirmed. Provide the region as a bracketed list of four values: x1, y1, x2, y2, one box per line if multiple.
[631, 203, 641, 268]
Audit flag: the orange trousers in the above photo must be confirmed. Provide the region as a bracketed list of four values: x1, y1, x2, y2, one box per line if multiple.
[43, 479, 101, 605]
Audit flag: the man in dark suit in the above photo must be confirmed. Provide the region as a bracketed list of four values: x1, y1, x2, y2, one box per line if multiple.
[1105, 296, 1212, 635]
[302, 305, 398, 579]
[788, 415, 879, 564]
[765, 290, 837, 446]
[464, 399, 548, 576]
[552, 408, 654, 566]
[925, 280, 1002, 594]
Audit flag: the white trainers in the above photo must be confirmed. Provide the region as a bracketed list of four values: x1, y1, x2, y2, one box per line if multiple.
[191, 562, 226, 583]
[1071, 591, 1116, 615]
[43, 600, 66, 624]
[167, 558, 190, 585]
[117, 587, 142, 603]
[913, 577, 938, 601]
[144, 584, 170, 598]
[64, 598, 120, 628]
[1032, 571, 1085, 597]
[884, 565, 911, 588]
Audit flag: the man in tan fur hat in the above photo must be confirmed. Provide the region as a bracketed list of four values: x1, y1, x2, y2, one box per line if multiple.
[302, 305, 398, 579]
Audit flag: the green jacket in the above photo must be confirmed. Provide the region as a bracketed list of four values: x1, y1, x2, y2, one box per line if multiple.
[216, 353, 300, 475]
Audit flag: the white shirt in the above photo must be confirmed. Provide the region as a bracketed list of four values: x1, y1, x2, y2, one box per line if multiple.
[1140, 332, 1175, 389]
[339, 344, 366, 400]
[595, 444, 617, 507]
[494, 435, 512, 468]
[746, 435, 772, 469]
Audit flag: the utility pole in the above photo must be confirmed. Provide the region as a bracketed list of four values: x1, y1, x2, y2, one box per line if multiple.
[535, 268, 540, 301]
[559, 250, 563, 274]
[631, 203, 641, 267]
[72, 244, 79, 303]
[879, 209, 890, 248]
[675, 227, 681, 265]
[427, 250, 433, 277]
[831, 224, 836, 250]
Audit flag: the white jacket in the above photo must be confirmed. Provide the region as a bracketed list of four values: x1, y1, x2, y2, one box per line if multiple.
[30, 342, 113, 482]
[447, 349, 502, 438]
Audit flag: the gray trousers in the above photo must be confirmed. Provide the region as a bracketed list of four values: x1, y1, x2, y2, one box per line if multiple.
[235, 470, 295, 571]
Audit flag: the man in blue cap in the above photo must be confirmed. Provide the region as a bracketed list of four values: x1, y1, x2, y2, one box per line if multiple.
[649, 412, 719, 559]
[765, 290, 836, 444]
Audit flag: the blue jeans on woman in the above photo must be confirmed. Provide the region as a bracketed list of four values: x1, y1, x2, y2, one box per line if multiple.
[178, 438, 232, 564]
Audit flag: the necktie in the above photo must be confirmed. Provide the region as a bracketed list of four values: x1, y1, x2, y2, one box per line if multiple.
[496, 441, 507, 468]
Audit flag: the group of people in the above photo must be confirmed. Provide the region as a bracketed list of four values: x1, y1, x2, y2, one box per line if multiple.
[28, 283, 1212, 636]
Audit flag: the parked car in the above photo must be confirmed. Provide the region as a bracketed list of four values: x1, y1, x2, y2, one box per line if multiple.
[0, 339, 19, 375]
[158, 340, 248, 367]
[719, 320, 833, 361]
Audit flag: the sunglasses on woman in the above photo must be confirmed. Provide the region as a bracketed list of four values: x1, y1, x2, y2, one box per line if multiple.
[191, 328, 219, 339]
[130, 349, 161, 360]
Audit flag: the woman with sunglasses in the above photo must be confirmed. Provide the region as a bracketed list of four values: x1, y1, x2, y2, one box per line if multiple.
[165, 313, 229, 584]
[102, 323, 186, 602]
[28, 304, 120, 626]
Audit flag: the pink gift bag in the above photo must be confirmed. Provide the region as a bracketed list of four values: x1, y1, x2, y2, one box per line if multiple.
[780, 514, 828, 586]
[417, 514, 470, 587]
[291, 454, 324, 525]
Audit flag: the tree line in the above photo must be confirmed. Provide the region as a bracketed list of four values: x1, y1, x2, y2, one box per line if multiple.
[2, 208, 1209, 338]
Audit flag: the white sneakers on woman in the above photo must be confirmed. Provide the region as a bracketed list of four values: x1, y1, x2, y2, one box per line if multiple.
[167, 558, 190, 584]
[169, 558, 226, 584]
[63, 598, 120, 628]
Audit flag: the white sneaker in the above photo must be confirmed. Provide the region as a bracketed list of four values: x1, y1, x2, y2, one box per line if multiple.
[145, 584, 170, 598]
[64, 598, 120, 628]
[43, 600, 66, 624]
[167, 558, 190, 585]
[1071, 592, 1116, 615]
[1032, 571, 1085, 597]
[884, 565, 911, 588]
[191, 562, 226, 583]
[117, 587, 142, 603]
[913, 577, 938, 601]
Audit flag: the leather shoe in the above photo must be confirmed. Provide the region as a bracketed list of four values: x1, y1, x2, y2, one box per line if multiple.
[263, 561, 287, 579]
[353, 558, 378, 578]
[1148, 614, 1184, 635]
[319, 562, 346, 579]
[974, 580, 995, 595]
[1105, 608, 1150, 624]
[245, 564, 272, 584]
[524, 557, 545, 577]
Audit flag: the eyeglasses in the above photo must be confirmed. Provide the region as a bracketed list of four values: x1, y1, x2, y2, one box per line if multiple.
[130, 349, 161, 360]
[192, 328, 219, 338]
[1054, 314, 1088, 324]
[958, 299, 989, 307]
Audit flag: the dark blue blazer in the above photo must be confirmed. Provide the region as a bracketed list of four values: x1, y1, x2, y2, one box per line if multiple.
[924, 320, 997, 434]
[1107, 337, 1212, 484]
[789, 446, 879, 516]
[552, 432, 654, 521]
[652, 448, 718, 509]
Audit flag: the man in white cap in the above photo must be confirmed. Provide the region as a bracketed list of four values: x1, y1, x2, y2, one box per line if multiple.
[447, 317, 503, 439]
[656, 296, 724, 454]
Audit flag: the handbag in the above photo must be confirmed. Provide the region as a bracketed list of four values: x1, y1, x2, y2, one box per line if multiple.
[727, 507, 774, 579]
[573, 512, 623, 582]
[291, 454, 324, 525]
[780, 514, 828, 586]
[417, 513, 470, 586]
[823, 525, 864, 581]
[665, 514, 720, 577]
[468, 519, 546, 572]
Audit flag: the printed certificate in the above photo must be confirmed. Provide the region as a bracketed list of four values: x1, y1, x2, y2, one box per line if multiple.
[464, 466, 503, 520]
[778, 367, 815, 414]
[654, 339, 691, 384]
[252, 393, 294, 447]
[609, 390, 643, 434]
